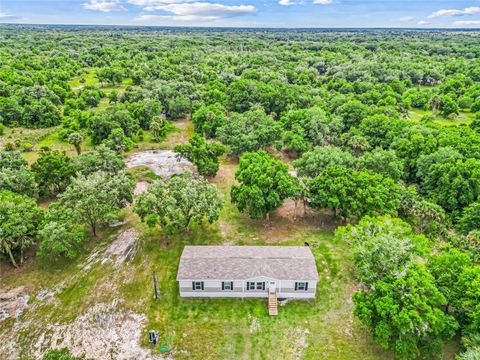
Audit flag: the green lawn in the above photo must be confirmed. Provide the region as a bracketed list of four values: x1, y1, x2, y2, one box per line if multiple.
[409, 108, 473, 126]
[0, 142, 392, 359]
[2, 201, 390, 359]
[0, 118, 456, 359]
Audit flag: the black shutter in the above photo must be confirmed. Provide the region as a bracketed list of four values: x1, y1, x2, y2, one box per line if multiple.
[295, 282, 298, 291]
[222, 282, 225, 290]
[230, 281, 233, 290]
[247, 282, 250, 290]
[262, 282, 265, 290]
[192, 281, 195, 290]
[305, 282, 308, 291]
[201, 282, 204, 290]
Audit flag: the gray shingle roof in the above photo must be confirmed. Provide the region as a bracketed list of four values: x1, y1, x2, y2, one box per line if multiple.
[177, 246, 319, 281]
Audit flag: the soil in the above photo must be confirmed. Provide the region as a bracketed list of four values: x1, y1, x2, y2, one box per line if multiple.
[30, 301, 167, 360]
[134, 180, 150, 195]
[0, 286, 29, 321]
[162, 118, 191, 149]
[125, 150, 196, 179]
[102, 228, 139, 266]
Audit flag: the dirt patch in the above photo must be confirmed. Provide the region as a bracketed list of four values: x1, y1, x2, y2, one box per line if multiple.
[162, 118, 192, 149]
[281, 327, 309, 360]
[248, 314, 261, 334]
[102, 228, 139, 266]
[0, 286, 29, 321]
[31, 301, 167, 360]
[209, 159, 237, 188]
[134, 181, 150, 195]
[125, 150, 196, 179]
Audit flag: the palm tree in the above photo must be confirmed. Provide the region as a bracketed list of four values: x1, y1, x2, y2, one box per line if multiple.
[150, 116, 166, 142]
[68, 133, 84, 155]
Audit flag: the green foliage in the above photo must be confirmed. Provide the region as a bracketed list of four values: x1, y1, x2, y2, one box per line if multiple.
[89, 107, 138, 145]
[127, 99, 163, 129]
[0, 190, 43, 267]
[31, 149, 75, 197]
[38, 204, 85, 260]
[458, 347, 480, 360]
[353, 263, 458, 360]
[102, 128, 134, 153]
[72, 144, 125, 176]
[459, 202, 480, 235]
[149, 116, 168, 142]
[360, 148, 404, 181]
[335, 99, 370, 129]
[280, 107, 344, 148]
[0, 150, 36, 197]
[41, 348, 86, 360]
[337, 215, 429, 287]
[392, 125, 438, 183]
[167, 96, 191, 119]
[231, 151, 297, 220]
[308, 166, 401, 219]
[357, 114, 407, 149]
[427, 248, 472, 313]
[68, 132, 84, 155]
[58, 171, 134, 236]
[0, 166, 37, 198]
[174, 134, 226, 177]
[398, 185, 447, 237]
[440, 94, 459, 117]
[191, 103, 226, 138]
[457, 266, 480, 333]
[417, 147, 480, 215]
[134, 172, 223, 233]
[0, 150, 28, 169]
[217, 107, 281, 156]
[293, 146, 357, 178]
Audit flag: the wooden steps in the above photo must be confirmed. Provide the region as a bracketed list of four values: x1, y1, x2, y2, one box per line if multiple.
[268, 291, 278, 316]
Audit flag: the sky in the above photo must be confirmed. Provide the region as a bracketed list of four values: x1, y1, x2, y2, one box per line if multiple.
[1, 0, 480, 28]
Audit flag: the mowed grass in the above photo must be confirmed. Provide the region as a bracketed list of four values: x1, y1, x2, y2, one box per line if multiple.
[0, 150, 391, 359]
[1, 114, 461, 359]
[409, 108, 473, 126]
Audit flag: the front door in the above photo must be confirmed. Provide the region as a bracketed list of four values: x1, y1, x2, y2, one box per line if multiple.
[269, 281, 276, 294]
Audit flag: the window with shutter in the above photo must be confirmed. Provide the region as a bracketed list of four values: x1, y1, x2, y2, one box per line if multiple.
[193, 281, 204, 290]
[295, 282, 307, 291]
[222, 281, 233, 291]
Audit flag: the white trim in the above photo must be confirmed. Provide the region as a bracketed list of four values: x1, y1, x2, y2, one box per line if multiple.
[179, 291, 315, 299]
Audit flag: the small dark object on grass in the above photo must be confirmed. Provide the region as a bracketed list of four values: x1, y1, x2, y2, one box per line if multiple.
[149, 330, 159, 345]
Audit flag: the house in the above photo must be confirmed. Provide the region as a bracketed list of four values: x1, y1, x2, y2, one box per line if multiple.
[176, 246, 319, 300]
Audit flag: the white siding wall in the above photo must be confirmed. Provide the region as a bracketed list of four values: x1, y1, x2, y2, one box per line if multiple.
[179, 279, 317, 299]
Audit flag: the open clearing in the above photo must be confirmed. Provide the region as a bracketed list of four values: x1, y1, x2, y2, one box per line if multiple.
[1, 118, 457, 360]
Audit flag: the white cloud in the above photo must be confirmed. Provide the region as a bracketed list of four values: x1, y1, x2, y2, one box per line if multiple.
[279, 0, 297, 6]
[428, 6, 480, 18]
[83, 0, 126, 12]
[0, 12, 20, 21]
[399, 16, 414, 22]
[417, 20, 430, 26]
[453, 20, 480, 26]
[128, 0, 194, 5]
[136, 2, 256, 21]
[313, 0, 332, 4]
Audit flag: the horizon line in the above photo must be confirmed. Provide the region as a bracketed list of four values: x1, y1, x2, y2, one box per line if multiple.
[1, 23, 480, 31]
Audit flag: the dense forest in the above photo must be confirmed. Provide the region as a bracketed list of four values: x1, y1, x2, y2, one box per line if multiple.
[1, 26, 480, 359]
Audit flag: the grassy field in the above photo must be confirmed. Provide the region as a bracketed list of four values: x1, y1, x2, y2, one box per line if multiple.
[2, 114, 462, 359]
[0, 118, 397, 360]
[409, 108, 474, 126]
